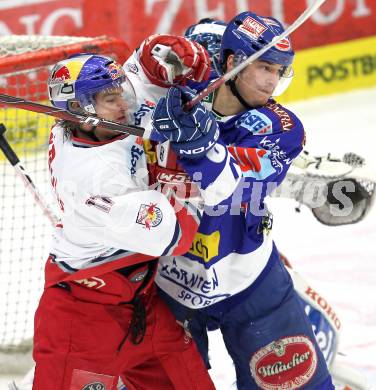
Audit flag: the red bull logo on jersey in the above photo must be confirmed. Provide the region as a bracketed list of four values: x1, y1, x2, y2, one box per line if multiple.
[136, 203, 163, 229]
[250, 335, 317, 390]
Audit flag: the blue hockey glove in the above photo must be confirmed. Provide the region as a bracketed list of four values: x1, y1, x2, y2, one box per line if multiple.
[152, 86, 219, 159]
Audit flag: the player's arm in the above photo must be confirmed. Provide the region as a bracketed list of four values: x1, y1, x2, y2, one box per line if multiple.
[65, 187, 201, 258]
[122, 33, 213, 141]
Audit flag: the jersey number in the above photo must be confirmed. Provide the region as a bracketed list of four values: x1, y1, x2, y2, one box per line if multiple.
[86, 195, 114, 213]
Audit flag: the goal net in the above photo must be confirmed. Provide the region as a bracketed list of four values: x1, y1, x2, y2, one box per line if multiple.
[0, 35, 130, 374]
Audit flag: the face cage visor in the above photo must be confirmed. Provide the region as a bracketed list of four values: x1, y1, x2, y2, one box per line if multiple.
[233, 49, 294, 97]
[75, 76, 138, 125]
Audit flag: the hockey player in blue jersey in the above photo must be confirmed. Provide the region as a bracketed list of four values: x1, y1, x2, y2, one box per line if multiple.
[182, 17, 376, 383]
[151, 12, 335, 389]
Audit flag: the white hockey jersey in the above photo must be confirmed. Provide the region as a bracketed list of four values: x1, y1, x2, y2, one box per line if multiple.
[45, 54, 202, 287]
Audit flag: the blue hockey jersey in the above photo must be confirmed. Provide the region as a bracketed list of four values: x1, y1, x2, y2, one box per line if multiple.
[155, 98, 305, 310]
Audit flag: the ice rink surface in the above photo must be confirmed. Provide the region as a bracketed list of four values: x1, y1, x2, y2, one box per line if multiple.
[1, 86, 376, 389]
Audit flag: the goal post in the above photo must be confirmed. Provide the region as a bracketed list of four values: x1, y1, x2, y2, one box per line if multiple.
[0, 35, 131, 374]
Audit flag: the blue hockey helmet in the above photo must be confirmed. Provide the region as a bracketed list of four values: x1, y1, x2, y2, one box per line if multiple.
[219, 12, 294, 68]
[48, 54, 129, 114]
[184, 18, 227, 62]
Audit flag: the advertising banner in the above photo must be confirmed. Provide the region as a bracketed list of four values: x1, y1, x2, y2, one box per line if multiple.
[280, 35, 376, 102]
[0, 1, 375, 51]
[1, 0, 376, 101]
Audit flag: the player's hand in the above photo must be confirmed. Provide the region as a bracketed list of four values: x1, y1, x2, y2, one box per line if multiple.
[139, 34, 211, 87]
[151, 86, 219, 159]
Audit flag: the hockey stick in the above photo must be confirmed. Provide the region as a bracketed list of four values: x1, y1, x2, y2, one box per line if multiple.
[0, 94, 149, 138]
[0, 1, 325, 132]
[0, 123, 58, 226]
[185, 0, 327, 110]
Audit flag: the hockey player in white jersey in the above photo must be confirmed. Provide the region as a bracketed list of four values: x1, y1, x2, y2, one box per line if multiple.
[151, 12, 335, 389]
[31, 49, 223, 390]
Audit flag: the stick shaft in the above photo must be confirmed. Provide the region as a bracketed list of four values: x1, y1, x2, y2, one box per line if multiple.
[0, 93, 146, 138]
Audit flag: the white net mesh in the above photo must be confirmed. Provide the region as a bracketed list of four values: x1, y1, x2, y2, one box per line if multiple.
[0, 35, 92, 57]
[0, 70, 55, 356]
[0, 36, 128, 369]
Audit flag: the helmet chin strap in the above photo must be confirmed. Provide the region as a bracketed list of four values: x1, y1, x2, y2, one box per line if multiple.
[225, 77, 252, 110]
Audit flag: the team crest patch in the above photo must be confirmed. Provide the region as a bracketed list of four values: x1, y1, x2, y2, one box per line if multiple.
[136, 203, 163, 229]
[250, 335, 317, 390]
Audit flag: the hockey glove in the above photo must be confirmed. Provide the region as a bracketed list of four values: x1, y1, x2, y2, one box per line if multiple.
[274, 151, 376, 225]
[152, 86, 219, 159]
[139, 34, 211, 87]
[312, 153, 376, 225]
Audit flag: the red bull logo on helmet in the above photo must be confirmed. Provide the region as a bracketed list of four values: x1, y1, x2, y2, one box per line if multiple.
[50, 59, 85, 85]
[50, 65, 71, 85]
